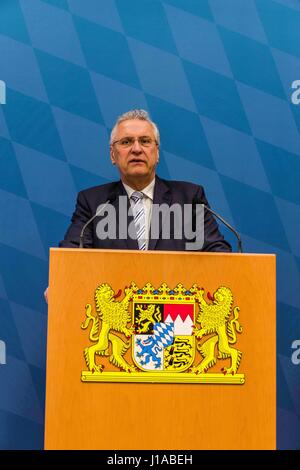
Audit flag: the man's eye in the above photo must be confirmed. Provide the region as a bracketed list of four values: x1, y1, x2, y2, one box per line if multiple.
[120, 138, 131, 145]
[140, 137, 151, 145]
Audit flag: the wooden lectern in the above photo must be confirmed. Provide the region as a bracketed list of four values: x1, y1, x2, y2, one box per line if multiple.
[45, 249, 276, 450]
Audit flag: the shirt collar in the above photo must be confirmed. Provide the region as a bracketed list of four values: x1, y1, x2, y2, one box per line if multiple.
[122, 178, 155, 201]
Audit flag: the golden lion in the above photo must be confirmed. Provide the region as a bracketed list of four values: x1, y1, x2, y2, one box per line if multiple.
[81, 282, 137, 372]
[135, 304, 161, 333]
[190, 285, 242, 375]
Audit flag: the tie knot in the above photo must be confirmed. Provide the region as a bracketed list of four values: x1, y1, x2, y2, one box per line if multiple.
[131, 191, 144, 203]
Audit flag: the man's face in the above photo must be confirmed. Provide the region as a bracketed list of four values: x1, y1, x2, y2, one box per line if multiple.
[110, 119, 159, 188]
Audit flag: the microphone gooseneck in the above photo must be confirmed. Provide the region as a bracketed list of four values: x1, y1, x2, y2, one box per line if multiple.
[79, 197, 114, 248]
[202, 204, 243, 253]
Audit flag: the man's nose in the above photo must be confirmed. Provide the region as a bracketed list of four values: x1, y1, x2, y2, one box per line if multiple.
[131, 138, 143, 152]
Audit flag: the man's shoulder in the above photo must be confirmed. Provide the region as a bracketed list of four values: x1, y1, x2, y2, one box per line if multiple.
[158, 177, 204, 194]
[78, 181, 121, 201]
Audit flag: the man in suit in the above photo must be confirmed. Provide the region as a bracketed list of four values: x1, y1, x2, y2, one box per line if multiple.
[45, 109, 230, 302]
[59, 109, 231, 252]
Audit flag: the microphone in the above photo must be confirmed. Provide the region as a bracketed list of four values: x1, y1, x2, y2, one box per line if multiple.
[79, 193, 116, 248]
[202, 203, 243, 253]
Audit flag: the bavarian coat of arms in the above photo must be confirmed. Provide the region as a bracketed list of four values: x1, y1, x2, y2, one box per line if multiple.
[81, 282, 244, 384]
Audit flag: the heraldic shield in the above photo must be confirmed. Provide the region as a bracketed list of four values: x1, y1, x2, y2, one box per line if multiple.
[81, 282, 245, 384]
[132, 286, 195, 372]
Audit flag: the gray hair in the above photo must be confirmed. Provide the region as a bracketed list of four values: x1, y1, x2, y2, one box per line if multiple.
[110, 109, 160, 145]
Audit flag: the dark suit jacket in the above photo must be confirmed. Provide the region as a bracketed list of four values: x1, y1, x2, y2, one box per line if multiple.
[60, 176, 231, 252]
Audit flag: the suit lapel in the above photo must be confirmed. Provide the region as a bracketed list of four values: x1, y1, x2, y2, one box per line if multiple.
[113, 181, 139, 250]
[112, 177, 171, 250]
[148, 176, 172, 251]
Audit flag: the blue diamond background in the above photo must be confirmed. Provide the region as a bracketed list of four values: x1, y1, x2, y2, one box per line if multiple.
[0, 0, 299, 449]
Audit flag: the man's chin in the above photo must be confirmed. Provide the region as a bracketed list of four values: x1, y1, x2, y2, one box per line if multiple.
[128, 169, 149, 177]
[128, 162, 147, 170]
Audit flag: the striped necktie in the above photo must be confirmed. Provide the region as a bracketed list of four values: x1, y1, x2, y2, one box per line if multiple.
[130, 191, 146, 250]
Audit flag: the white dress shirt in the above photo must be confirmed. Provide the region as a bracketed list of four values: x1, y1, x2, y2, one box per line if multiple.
[122, 178, 155, 250]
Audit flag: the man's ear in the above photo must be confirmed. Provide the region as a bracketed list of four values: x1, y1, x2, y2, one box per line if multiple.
[110, 146, 116, 165]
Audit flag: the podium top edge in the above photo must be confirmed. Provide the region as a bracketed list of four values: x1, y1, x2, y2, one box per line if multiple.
[49, 248, 276, 257]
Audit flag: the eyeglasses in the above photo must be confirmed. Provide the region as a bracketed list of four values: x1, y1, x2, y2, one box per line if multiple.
[112, 136, 158, 148]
